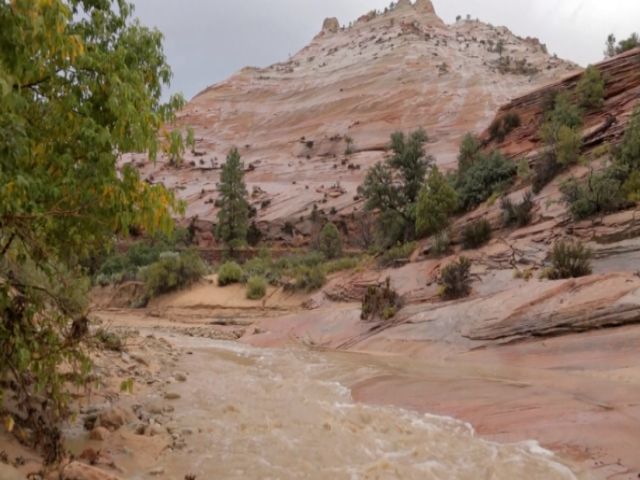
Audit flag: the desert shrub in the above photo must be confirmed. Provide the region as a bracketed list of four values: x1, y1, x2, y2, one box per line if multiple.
[462, 219, 492, 249]
[439, 257, 472, 299]
[532, 153, 562, 194]
[560, 171, 625, 220]
[517, 158, 532, 181]
[456, 150, 516, 210]
[378, 242, 417, 268]
[291, 265, 326, 292]
[275, 251, 325, 271]
[94, 329, 124, 352]
[501, 191, 534, 227]
[554, 125, 583, 166]
[95, 229, 193, 285]
[616, 106, 640, 172]
[621, 170, 640, 202]
[217, 261, 244, 286]
[544, 93, 583, 133]
[139, 250, 207, 302]
[322, 257, 360, 275]
[361, 278, 402, 321]
[242, 251, 280, 285]
[246, 276, 267, 300]
[577, 65, 605, 110]
[317, 222, 343, 259]
[546, 241, 592, 279]
[416, 166, 459, 237]
[488, 112, 521, 142]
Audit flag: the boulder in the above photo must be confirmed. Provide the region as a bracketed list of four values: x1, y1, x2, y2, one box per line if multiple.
[97, 406, 134, 431]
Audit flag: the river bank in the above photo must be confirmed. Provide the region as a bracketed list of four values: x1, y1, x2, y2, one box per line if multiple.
[91, 305, 640, 479]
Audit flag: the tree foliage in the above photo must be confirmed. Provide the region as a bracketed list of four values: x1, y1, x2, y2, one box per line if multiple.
[605, 32, 640, 58]
[617, 107, 640, 172]
[317, 222, 343, 259]
[416, 167, 458, 237]
[457, 133, 481, 176]
[358, 129, 433, 245]
[577, 65, 605, 110]
[0, 0, 182, 460]
[456, 150, 516, 210]
[216, 148, 249, 254]
[560, 169, 626, 220]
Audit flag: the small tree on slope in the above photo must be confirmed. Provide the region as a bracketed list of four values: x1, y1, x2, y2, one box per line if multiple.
[216, 148, 249, 254]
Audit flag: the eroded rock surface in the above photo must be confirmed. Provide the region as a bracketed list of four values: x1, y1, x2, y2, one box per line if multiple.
[124, 3, 576, 244]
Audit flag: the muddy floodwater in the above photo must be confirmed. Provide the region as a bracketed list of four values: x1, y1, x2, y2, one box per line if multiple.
[97, 332, 588, 480]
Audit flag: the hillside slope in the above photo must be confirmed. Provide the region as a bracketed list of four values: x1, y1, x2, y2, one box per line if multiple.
[125, 0, 576, 245]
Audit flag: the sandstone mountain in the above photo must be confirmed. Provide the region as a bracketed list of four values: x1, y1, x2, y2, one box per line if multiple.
[126, 0, 577, 245]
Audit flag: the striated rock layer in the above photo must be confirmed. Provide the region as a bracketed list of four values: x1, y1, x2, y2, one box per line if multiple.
[126, 1, 576, 245]
[483, 47, 640, 157]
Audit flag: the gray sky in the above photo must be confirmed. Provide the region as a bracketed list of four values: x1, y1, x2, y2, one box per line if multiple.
[130, 0, 640, 100]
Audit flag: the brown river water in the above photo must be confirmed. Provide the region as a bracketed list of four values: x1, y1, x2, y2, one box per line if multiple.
[81, 333, 591, 480]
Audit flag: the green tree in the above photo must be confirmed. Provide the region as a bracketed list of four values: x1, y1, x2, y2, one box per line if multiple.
[617, 107, 640, 171]
[457, 133, 481, 175]
[216, 148, 249, 254]
[416, 167, 459, 237]
[605, 32, 639, 57]
[0, 0, 181, 459]
[456, 150, 516, 210]
[317, 222, 343, 259]
[358, 129, 433, 244]
[577, 65, 605, 110]
[540, 92, 583, 168]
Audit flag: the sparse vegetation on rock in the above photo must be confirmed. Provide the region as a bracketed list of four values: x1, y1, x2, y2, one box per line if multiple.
[439, 257, 472, 299]
[545, 241, 592, 279]
[358, 129, 433, 246]
[462, 219, 492, 249]
[577, 65, 606, 110]
[605, 32, 640, 57]
[456, 150, 517, 210]
[488, 112, 521, 142]
[378, 242, 417, 267]
[501, 191, 534, 227]
[361, 278, 402, 321]
[416, 167, 459, 237]
[317, 222, 343, 259]
[560, 170, 626, 220]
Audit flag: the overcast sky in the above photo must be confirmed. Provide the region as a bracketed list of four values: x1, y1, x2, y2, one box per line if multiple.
[129, 0, 640, 100]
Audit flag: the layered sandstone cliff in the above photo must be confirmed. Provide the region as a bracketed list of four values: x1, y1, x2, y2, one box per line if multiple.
[483, 47, 640, 158]
[125, 0, 576, 245]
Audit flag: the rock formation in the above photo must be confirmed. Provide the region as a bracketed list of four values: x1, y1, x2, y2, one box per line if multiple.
[483, 47, 640, 158]
[125, 3, 577, 244]
[415, 0, 436, 15]
[321, 17, 339, 35]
